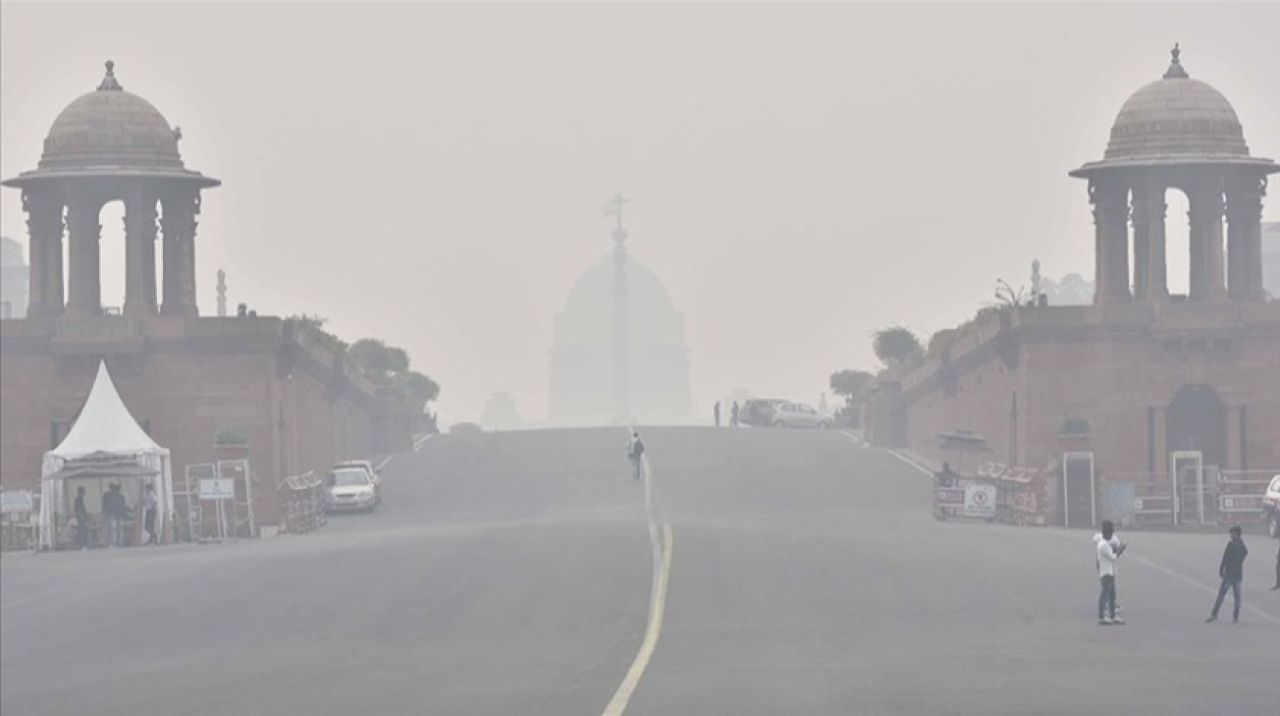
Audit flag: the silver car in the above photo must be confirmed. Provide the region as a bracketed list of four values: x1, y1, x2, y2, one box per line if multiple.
[771, 402, 832, 429]
[325, 467, 380, 513]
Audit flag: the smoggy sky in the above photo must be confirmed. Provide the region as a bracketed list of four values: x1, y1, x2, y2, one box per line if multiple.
[2, 2, 1278, 425]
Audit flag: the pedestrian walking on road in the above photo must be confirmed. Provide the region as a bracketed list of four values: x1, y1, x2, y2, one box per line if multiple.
[730, 401, 740, 428]
[1096, 520, 1125, 625]
[714, 401, 721, 427]
[141, 483, 159, 545]
[1206, 525, 1248, 623]
[73, 486, 90, 550]
[627, 432, 645, 481]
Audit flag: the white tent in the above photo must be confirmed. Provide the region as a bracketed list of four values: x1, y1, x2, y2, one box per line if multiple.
[40, 361, 174, 549]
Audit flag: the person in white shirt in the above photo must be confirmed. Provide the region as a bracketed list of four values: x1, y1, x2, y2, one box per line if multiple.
[1092, 527, 1124, 617]
[1095, 520, 1126, 625]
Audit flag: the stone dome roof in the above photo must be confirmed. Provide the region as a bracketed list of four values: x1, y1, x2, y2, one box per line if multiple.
[38, 61, 184, 171]
[1104, 45, 1248, 160]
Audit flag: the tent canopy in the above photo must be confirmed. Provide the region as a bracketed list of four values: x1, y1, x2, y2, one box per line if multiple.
[40, 362, 174, 549]
[44, 451, 160, 482]
[50, 361, 163, 459]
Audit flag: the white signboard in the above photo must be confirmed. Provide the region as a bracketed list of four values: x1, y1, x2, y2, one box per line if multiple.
[0, 489, 34, 514]
[199, 478, 235, 501]
[963, 484, 997, 518]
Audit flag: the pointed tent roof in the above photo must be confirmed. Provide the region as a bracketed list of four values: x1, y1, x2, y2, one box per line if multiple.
[48, 361, 164, 460]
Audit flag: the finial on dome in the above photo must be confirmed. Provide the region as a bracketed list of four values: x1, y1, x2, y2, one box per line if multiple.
[97, 59, 124, 91]
[1163, 43, 1188, 79]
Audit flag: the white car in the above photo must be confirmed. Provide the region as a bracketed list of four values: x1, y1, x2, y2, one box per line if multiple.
[325, 467, 380, 513]
[1262, 474, 1280, 538]
[771, 402, 832, 429]
[334, 459, 382, 494]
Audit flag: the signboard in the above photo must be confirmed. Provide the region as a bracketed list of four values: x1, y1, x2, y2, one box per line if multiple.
[962, 484, 997, 518]
[0, 489, 34, 514]
[199, 478, 235, 501]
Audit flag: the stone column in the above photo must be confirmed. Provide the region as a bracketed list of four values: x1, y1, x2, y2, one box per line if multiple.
[1187, 180, 1227, 301]
[160, 188, 199, 316]
[65, 190, 103, 317]
[1226, 173, 1265, 301]
[21, 187, 65, 317]
[123, 186, 159, 316]
[1130, 179, 1168, 302]
[1090, 177, 1130, 303]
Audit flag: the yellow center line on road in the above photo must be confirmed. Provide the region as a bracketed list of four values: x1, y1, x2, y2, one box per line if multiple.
[602, 522, 673, 716]
[603, 428, 674, 716]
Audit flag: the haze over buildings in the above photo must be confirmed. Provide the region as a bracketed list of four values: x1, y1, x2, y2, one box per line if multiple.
[1, 3, 1277, 424]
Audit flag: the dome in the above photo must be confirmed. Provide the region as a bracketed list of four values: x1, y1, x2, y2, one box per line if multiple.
[549, 251, 691, 425]
[1103, 46, 1248, 161]
[38, 61, 184, 171]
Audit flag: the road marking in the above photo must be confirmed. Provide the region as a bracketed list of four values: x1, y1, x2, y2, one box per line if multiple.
[373, 455, 393, 472]
[603, 428, 673, 716]
[412, 433, 435, 451]
[1129, 554, 1280, 624]
[886, 448, 935, 478]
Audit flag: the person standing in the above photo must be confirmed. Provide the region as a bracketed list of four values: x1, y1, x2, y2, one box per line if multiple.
[73, 486, 90, 550]
[714, 401, 721, 428]
[102, 483, 128, 548]
[627, 431, 645, 481]
[730, 401, 740, 428]
[1272, 541, 1279, 591]
[141, 483, 159, 545]
[1096, 520, 1125, 625]
[1206, 525, 1248, 623]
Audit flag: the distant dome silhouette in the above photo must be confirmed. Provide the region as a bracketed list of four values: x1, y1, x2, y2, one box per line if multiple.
[549, 253, 691, 425]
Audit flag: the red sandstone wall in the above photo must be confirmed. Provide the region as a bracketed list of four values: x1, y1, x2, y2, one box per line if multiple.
[1, 323, 393, 527]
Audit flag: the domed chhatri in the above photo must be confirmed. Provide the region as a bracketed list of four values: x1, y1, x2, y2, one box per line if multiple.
[4, 60, 217, 186]
[1070, 46, 1277, 306]
[39, 60, 184, 171]
[2, 61, 220, 320]
[1074, 45, 1275, 172]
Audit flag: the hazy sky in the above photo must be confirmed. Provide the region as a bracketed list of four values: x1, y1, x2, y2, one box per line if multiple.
[2, 3, 1278, 424]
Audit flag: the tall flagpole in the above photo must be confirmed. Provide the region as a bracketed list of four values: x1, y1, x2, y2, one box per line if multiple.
[604, 192, 630, 425]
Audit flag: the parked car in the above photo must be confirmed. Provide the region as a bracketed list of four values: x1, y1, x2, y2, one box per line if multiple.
[325, 466, 380, 513]
[1263, 474, 1280, 538]
[771, 402, 832, 429]
[334, 459, 382, 496]
[740, 399, 787, 427]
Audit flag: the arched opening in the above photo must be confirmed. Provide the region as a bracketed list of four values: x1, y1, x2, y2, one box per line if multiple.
[1164, 188, 1190, 297]
[99, 200, 126, 314]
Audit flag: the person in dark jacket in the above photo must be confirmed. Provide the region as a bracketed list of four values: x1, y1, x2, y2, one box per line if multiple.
[1205, 525, 1248, 623]
[73, 486, 90, 550]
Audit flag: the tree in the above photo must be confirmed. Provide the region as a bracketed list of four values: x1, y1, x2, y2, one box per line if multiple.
[829, 369, 874, 407]
[349, 339, 409, 385]
[873, 326, 923, 369]
[397, 370, 440, 412]
[286, 314, 347, 354]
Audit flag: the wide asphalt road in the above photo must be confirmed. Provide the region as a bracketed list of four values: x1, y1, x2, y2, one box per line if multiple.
[2, 426, 1277, 715]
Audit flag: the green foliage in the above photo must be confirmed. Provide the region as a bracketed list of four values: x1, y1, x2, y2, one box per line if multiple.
[829, 369, 874, 406]
[348, 336, 439, 412]
[286, 314, 348, 354]
[872, 326, 924, 369]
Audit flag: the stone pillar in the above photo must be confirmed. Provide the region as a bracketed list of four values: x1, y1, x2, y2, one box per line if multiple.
[1130, 179, 1168, 302]
[1187, 181, 1227, 301]
[1090, 178, 1130, 303]
[65, 191, 103, 317]
[160, 188, 199, 317]
[1226, 174, 1265, 301]
[123, 187, 159, 316]
[22, 187, 65, 317]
